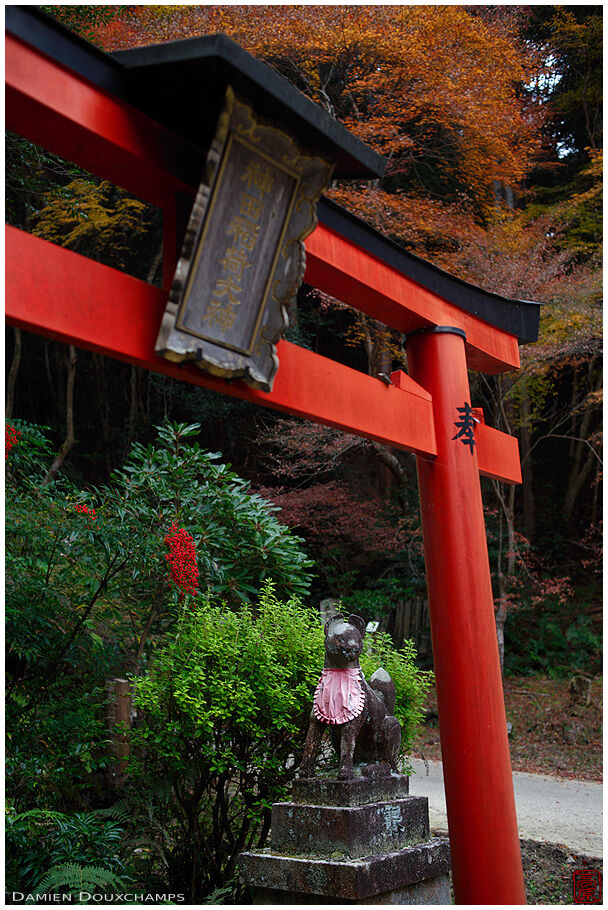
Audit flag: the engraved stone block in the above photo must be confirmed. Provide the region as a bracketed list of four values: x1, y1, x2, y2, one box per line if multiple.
[271, 796, 430, 858]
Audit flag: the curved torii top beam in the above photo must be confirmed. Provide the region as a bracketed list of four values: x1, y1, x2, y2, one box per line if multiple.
[6, 5, 540, 483]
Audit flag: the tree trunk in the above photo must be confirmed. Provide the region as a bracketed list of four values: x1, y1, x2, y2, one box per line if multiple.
[563, 442, 600, 523]
[125, 244, 164, 445]
[92, 353, 112, 475]
[520, 386, 535, 539]
[563, 361, 602, 522]
[590, 461, 601, 527]
[359, 319, 403, 495]
[42, 345, 77, 485]
[568, 366, 579, 460]
[127, 366, 140, 447]
[44, 341, 59, 412]
[495, 597, 507, 675]
[370, 441, 407, 484]
[106, 677, 134, 782]
[6, 327, 22, 419]
[493, 482, 515, 674]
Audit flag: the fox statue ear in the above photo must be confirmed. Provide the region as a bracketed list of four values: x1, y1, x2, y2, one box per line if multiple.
[324, 613, 344, 636]
[347, 614, 366, 638]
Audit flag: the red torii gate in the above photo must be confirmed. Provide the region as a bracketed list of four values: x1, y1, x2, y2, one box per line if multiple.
[6, 8, 541, 905]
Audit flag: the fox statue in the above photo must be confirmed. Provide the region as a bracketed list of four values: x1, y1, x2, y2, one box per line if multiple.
[298, 613, 402, 780]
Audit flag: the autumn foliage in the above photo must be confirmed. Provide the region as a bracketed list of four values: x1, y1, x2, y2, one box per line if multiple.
[97, 5, 541, 220]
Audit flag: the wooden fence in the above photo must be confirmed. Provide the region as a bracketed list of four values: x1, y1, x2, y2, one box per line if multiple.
[387, 598, 432, 661]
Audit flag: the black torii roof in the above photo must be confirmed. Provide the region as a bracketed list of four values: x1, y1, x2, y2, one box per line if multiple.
[7, 5, 385, 179]
[7, 5, 540, 343]
[317, 198, 541, 344]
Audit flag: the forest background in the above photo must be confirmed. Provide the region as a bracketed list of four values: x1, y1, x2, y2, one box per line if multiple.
[5, 4, 602, 904]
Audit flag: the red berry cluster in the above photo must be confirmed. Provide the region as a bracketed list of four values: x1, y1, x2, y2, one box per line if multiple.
[75, 503, 97, 520]
[5, 425, 21, 459]
[164, 524, 199, 599]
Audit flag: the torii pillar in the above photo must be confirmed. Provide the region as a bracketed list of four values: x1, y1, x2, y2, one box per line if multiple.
[407, 326, 526, 904]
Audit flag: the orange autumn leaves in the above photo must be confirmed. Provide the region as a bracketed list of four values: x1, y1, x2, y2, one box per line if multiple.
[96, 5, 541, 217]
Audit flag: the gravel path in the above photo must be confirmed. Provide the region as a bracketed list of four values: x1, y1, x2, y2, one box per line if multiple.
[408, 758, 603, 858]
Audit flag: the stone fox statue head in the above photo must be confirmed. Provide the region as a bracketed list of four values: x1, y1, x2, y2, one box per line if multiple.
[298, 613, 402, 780]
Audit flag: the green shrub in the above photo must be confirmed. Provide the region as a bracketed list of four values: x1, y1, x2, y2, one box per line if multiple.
[6, 686, 110, 811]
[5, 421, 315, 809]
[347, 576, 422, 624]
[5, 807, 133, 899]
[106, 422, 313, 607]
[504, 604, 602, 677]
[128, 585, 322, 900]
[360, 632, 432, 759]
[128, 585, 431, 900]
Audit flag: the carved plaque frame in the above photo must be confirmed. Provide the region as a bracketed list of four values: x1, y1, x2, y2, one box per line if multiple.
[155, 87, 334, 391]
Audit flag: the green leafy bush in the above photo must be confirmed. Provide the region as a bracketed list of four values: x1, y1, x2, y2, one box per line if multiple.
[128, 585, 323, 900]
[6, 687, 110, 811]
[5, 420, 431, 902]
[5, 418, 55, 483]
[106, 422, 314, 606]
[128, 585, 431, 900]
[347, 576, 421, 624]
[504, 602, 602, 677]
[360, 632, 432, 757]
[5, 807, 132, 899]
[5, 421, 314, 813]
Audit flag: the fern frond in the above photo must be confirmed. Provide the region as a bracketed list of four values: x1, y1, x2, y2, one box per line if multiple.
[202, 884, 234, 904]
[92, 799, 133, 825]
[32, 862, 124, 899]
[10, 809, 67, 825]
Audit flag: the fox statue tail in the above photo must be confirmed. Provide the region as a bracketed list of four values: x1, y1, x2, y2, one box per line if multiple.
[369, 667, 396, 715]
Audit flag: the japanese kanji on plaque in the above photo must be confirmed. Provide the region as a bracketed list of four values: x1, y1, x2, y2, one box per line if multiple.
[155, 87, 333, 391]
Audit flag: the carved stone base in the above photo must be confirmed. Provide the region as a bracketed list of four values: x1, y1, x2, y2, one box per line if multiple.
[239, 775, 450, 904]
[292, 772, 410, 807]
[250, 875, 450, 905]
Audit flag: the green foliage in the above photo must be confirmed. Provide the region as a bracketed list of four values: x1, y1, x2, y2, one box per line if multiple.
[6, 687, 110, 810]
[6, 420, 312, 677]
[360, 632, 433, 758]
[132, 586, 323, 775]
[5, 132, 88, 231]
[539, 7, 602, 157]
[504, 601, 602, 678]
[5, 807, 131, 897]
[5, 418, 55, 483]
[347, 577, 421, 623]
[31, 864, 125, 901]
[128, 585, 323, 898]
[6, 420, 313, 825]
[107, 421, 313, 606]
[6, 132, 162, 283]
[5, 419, 128, 689]
[32, 178, 162, 283]
[128, 585, 431, 899]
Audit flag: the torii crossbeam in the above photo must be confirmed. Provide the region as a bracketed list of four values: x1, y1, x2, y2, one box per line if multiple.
[6, 8, 541, 904]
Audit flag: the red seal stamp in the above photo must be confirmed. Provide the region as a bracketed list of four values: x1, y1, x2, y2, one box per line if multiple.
[573, 869, 602, 904]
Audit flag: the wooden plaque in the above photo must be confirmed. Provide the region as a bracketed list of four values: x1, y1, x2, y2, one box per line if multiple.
[156, 88, 334, 391]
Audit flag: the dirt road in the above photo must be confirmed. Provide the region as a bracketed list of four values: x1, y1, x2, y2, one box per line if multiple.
[408, 758, 602, 857]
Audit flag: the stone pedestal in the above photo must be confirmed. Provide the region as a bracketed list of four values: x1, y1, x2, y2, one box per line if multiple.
[239, 774, 450, 904]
